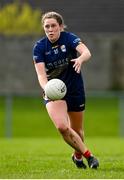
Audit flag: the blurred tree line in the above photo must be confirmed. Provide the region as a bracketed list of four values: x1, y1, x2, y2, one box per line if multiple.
[0, 2, 43, 36]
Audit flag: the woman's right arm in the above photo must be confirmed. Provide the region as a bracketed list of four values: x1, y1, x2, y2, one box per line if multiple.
[34, 62, 48, 90]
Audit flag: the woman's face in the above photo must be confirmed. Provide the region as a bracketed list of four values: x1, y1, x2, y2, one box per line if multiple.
[43, 18, 63, 43]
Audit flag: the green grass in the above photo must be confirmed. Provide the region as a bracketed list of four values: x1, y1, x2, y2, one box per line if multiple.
[85, 97, 119, 136]
[12, 97, 58, 137]
[0, 96, 5, 137]
[0, 96, 119, 137]
[0, 137, 124, 179]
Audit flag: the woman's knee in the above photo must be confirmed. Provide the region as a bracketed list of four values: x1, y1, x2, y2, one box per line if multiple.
[56, 122, 69, 134]
[47, 111, 69, 134]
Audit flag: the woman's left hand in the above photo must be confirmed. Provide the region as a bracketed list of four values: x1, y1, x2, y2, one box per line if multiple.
[71, 43, 91, 73]
[71, 58, 82, 73]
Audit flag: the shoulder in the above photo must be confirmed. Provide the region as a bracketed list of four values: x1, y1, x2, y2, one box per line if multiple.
[61, 31, 78, 37]
[33, 37, 47, 51]
[61, 31, 81, 43]
[61, 31, 81, 49]
[33, 37, 47, 62]
[60, 31, 75, 38]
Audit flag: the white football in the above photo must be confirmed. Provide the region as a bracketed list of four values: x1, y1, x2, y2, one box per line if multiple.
[44, 79, 67, 100]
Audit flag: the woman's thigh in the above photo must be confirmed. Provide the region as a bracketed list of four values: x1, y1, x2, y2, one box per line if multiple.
[46, 100, 69, 128]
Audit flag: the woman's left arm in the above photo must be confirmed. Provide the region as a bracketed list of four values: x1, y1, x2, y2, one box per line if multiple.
[71, 43, 91, 73]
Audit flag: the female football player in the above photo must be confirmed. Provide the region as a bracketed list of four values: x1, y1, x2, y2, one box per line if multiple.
[33, 11, 99, 169]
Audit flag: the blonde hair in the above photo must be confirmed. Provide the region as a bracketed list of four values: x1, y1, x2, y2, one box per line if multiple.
[42, 11, 66, 29]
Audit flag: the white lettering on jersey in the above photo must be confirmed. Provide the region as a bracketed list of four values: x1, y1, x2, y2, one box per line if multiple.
[54, 49, 59, 54]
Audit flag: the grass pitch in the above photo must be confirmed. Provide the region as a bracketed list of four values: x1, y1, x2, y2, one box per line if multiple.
[0, 137, 124, 179]
[0, 96, 119, 137]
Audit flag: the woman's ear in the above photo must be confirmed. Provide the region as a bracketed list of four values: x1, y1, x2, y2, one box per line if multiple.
[60, 24, 64, 31]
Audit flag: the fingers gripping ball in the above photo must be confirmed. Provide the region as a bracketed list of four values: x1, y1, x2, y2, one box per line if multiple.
[44, 79, 67, 100]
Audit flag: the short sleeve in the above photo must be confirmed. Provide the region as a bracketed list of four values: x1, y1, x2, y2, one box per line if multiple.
[33, 41, 45, 63]
[68, 33, 82, 49]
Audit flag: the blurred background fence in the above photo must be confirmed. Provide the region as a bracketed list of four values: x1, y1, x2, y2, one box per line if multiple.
[0, 0, 124, 138]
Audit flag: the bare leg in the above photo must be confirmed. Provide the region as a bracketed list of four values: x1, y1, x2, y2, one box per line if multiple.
[46, 100, 88, 154]
[68, 111, 99, 169]
[69, 111, 85, 158]
[46, 101, 99, 169]
[69, 111, 84, 141]
[60, 126, 87, 153]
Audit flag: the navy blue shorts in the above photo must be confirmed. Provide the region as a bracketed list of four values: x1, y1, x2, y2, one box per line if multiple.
[43, 94, 85, 112]
[64, 95, 85, 112]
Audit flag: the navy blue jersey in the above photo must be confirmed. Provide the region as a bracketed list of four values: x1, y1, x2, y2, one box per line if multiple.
[33, 31, 85, 108]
